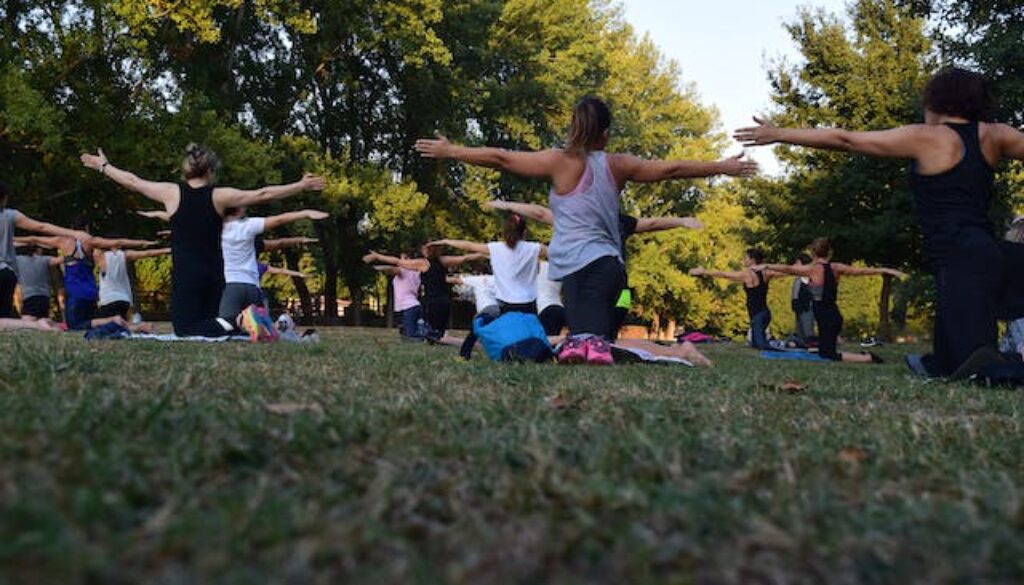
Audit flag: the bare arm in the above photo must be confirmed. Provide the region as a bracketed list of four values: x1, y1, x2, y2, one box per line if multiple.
[441, 253, 487, 268]
[688, 267, 751, 283]
[754, 263, 816, 277]
[212, 174, 327, 211]
[89, 237, 157, 250]
[373, 265, 401, 277]
[263, 210, 328, 231]
[261, 237, 318, 251]
[15, 235, 63, 249]
[832, 263, 907, 278]
[486, 200, 554, 225]
[81, 149, 178, 205]
[612, 152, 757, 186]
[635, 217, 703, 233]
[125, 248, 171, 260]
[362, 251, 429, 272]
[428, 238, 490, 255]
[265, 266, 311, 279]
[415, 136, 562, 179]
[735, 116, 929, 159]
[137, 210, 170, 222]
[996, 123, 1024, 160]
[14, 213, 89, 241]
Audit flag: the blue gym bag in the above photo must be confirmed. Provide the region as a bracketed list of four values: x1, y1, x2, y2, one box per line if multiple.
[461, 312, 554, 363]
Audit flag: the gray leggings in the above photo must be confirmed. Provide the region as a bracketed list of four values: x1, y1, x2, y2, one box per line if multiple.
[218, 283, 267, 322]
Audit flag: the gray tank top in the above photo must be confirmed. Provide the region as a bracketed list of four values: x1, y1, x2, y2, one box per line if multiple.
[0, 209, 19, 275]
[16, 255, 51, 298]
[99, 250, 133, 305]
[547, 151, 622, 280]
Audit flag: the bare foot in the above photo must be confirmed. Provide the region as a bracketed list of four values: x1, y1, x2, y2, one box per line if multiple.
[678, 341, 713, 368]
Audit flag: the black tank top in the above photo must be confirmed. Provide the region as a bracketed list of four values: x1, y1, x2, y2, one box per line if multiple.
[810, 262, 838, 307]
[910, 122, 995, 263]
[170, 183, 224, 284]
[744, 269, 768, 316]
[421, 258, 449, 302]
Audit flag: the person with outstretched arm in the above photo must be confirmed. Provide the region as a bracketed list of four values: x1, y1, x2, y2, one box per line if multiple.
[690, 248, 780, 351]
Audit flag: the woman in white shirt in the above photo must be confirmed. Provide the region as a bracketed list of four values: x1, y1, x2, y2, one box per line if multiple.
[430, 213, 545, 314]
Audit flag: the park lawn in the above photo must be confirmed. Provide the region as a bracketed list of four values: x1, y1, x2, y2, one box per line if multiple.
[0, 328, 1021, 585]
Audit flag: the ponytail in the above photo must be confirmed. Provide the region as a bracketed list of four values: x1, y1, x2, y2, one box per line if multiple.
[566, 96, 612, 157]
[503, 213, 527, 249]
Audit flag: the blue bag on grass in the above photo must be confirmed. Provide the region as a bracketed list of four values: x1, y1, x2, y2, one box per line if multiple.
[462, 312, 553, 363]
[84, 322, 130, 340]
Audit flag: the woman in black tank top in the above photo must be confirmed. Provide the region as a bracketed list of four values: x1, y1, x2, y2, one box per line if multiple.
[738, 67, 1024, 378]
[81, 144, 326, 337]
[363, 243, 486, 344]
[761, 238, 905, 363]
[690, 247, 778, 350]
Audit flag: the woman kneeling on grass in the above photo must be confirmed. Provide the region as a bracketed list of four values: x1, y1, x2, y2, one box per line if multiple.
[81, 144, 326, 339]
[755, 238, 906, 364]
[416, 96, 757, 365]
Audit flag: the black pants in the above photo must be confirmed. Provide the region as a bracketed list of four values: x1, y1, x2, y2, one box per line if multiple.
[422, 297, 450, 339]
[499, 300, 537, 315]
[97, 301, 131, 320]
[922, 231, 1024, 376]
[813, 302, 844, 361]
[561, 256, 627, 339]
[539, 305, 567, 336]
[172, 277, 233, 337]
[0, 268, 17, 318]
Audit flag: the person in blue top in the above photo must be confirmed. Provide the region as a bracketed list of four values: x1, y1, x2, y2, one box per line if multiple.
[737, 67, 1024, 379]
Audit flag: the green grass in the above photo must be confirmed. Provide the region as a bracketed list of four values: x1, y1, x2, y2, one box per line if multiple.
[1, 328, 1022, 584]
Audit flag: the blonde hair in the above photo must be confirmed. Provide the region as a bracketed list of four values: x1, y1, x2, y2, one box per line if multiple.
[182, 143, 220, 181]
[565, 96, 611, 157]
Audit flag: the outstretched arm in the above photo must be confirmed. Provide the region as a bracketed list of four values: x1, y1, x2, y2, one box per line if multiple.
[486, 200, 554, 225]
[754, 263, 816, 277]
[261, 237, 318, 251]
[441, 252, 488, 268]
[635, 217, 703, 232]
[265, 266, 311, 279]
[362, 251, 429, 272]
[833, 263, 907, 278]
[212, 174, 327, 211]
[89, 237, 157, 249]
[611, 152, 758, 186]
[125, 248, 171, 260]
[688, 267, 751, 283]
[15, 235, 63, 249]
[264, 210, 328, 231]
[735, 116, 928, 159]
[81, 149, 178, 205]
[137, 210, 171, 222]
[415, 136, 562, 179]
[14, 213, 89, 241]
[996, 123, 1024, 160]
[428, 238, 490, 255]
[372, 265, 401, 277]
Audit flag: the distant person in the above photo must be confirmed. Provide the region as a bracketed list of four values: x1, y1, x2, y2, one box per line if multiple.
[790, 253, 816, 345]
[690, 248, 778, 350]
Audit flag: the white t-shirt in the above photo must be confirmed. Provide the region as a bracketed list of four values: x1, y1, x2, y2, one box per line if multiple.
[487, 241, 541, 304]
[536, 261, 563, 311]
[222, 217, 266, 285]
[460, 275, 498, 314]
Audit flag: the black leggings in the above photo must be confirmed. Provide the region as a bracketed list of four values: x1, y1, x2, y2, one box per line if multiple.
[923, 232, 1024, 376]
[813, 302, 844, 361]
[498, 300, 537, 315]
[422, 297, 450, 337]
[0, 268, 17, 318]
[172, 277, 233, 337]
[561, 256, 627, 339]
[539, 305, 567, 336]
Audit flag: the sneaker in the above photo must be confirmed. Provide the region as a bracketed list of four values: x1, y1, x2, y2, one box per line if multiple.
[558, 336, 588, 364]
[255, 307, 278, 342]
[238, 306, 263, 342]
[586, 337, 614, 366]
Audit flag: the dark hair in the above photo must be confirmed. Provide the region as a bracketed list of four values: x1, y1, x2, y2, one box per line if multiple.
[182, 143, 221, 181]
[744, 247, 765, 264]
[923, 67, 996, 122]
[796, 253, 812, 264]
[223, 206, 245, 219]
[566, 96, 612, 156]
[503, 213, 527, 248]
[422, 243, 442, 260]
[809, 237, 831, 259]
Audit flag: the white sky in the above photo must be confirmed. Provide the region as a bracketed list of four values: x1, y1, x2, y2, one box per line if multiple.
[620, 0, 850, 174]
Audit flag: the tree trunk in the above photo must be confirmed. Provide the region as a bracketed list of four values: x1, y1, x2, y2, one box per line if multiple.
[349, 285, 363, 326]
[385, 277, 394, 329]
[879, 274, 893, 340]
[282, 248, 313, 317]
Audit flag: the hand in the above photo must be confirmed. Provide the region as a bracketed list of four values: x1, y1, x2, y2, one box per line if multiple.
[80, 148, 109, 172]
[302, 174, 327, 191]
[362, 252, 379, 264]
[681, 217, 704, 230]
[734, 116, 780, 147]
[305, 210, 329, 220]
[887, 268, 908, 279]
[414, 135, 454, 159]
[717, 152, 759, 178]
[301, 237, 319, 244]
[688, 267, 706, 276]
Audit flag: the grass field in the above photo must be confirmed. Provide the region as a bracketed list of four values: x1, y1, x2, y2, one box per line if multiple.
[1, 328, 1022, 584]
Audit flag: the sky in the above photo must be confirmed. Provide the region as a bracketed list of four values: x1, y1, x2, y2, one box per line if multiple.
[620, 0, 850, 174]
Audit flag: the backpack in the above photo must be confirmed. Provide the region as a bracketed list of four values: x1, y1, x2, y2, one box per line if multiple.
[461, 312, 554, 363]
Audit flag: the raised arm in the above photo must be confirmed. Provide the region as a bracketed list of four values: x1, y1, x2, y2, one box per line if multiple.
[264, 210, 328, 231]
[136, 210, 171, 222]
[611, 152, 758, 187]
[362, 251, 429, 272]
[372, 265, 401, 277]
[212, 174, 327, 212]
[753, 263, 816, 278]
[265, 266, 311, 279]
[832, 263, 907, 279]
[428, 238, 490, 255]
[125, 248, 171, 261]
[441, 252, 488, 268]
[688, 267, 752, 283]
[13, 213, 89, 241]
[486, 200, 554, 225]
[995, 123, 1024, 160]
[89, 237, 157, 250]
[635, 217, 703, 233]
[81, 149, 178, 205]
[735, 116, 931, 160]
[15, 235, 63, 249]
[261, 237, 318, 252]
[415, 136, 562, 179]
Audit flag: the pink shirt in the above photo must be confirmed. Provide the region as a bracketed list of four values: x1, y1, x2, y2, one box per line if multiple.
[393, 268, 421, 311]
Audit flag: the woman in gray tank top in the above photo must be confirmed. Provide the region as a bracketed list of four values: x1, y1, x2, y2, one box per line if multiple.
[416, 96, 757, 365]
